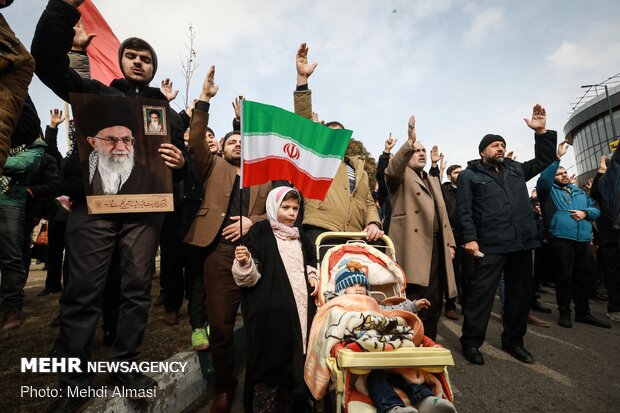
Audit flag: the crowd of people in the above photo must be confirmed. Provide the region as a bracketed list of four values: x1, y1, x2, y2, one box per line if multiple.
[1, 1, 620, 413]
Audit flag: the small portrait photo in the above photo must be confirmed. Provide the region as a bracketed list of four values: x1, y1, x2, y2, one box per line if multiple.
[143, 106, 167, 135]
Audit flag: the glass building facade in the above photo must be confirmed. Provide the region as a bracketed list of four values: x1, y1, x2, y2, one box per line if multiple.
[564, 84, 620, 183]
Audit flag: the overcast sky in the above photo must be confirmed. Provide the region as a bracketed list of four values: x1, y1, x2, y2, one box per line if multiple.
[5, 0, 620, 188]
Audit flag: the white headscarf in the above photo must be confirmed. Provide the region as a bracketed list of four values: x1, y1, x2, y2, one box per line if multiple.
[266, 186, 301, 239]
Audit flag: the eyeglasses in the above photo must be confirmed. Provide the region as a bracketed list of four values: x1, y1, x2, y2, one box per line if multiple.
[95, 136, 135, 147]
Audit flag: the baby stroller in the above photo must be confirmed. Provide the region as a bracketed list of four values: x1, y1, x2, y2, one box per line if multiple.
[304, 232, 455, 413]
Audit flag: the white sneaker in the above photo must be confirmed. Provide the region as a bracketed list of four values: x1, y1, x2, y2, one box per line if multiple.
[606, 312, 620, 322]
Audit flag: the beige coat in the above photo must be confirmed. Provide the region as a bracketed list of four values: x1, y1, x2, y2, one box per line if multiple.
[293, 88, 381, 231]
[385, 141, 457, 297]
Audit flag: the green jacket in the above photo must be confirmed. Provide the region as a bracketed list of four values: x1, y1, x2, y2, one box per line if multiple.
[0, 138, 46, 207]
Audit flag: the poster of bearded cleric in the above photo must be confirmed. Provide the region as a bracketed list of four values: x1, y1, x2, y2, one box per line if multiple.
[70, 93, 173, 214]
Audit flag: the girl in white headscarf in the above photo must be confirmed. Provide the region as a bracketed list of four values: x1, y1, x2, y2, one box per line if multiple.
[233, 186, 317, 412]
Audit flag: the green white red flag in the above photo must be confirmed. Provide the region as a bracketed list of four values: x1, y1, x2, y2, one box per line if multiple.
[241, 100, 352, 200]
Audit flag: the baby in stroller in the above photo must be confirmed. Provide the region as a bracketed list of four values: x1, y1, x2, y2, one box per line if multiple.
[332, 261, 457, 413]
[304, 241, 456, 413]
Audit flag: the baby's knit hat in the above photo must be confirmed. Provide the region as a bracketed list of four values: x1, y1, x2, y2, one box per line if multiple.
[335, 261, 370, 293]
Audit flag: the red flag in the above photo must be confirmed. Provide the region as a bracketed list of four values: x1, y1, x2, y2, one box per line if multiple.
[78, 0, 123, 85]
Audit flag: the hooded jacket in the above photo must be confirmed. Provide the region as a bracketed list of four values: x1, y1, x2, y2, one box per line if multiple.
[455, 130, 557, 254]
[536, 160, 599, 243]
[31, 0, 187, 205]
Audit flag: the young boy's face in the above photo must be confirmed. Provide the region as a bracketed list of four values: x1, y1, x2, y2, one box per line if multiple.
[343, 283, 367, 295]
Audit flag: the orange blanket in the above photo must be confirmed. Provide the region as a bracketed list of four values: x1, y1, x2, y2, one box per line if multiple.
[304, 294, 443, 400]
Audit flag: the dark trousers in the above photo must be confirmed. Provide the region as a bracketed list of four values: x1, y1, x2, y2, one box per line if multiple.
[160, 212, 189, 312]
[599, 241, 620, 313]
[186, 244, 208, 329]
[461, 250, 532, 349]
[367, 370, 433, 413]
[0, 206, 26, 310]
[547, 238, 592, 315]
[57, 204, 161, 388]
[45, 218, 66, 291]
[406, 236, 444, 341]
[203, 242, 240, 391]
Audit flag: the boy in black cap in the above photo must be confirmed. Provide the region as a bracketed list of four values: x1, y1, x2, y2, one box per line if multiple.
[31, 1, 188, 411]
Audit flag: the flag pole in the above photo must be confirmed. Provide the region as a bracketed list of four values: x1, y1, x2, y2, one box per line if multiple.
[239, 98, 244, 245]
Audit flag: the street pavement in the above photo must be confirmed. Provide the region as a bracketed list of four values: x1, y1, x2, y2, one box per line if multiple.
[197, 292, 620, 413]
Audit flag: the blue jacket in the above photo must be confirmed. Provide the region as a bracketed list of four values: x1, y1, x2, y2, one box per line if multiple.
[536, 160, 600, 243]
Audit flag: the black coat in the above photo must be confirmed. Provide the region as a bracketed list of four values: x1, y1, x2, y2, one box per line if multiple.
[455, 130, 557, 254]
[241, 220, 315, 411]
[25, 153, 61, 220]
[377, 152, 392, 233]
[31, 0, 187, 206]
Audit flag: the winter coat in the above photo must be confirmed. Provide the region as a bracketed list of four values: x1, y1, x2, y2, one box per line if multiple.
[455, 130, 557, 254]
[293, 88, 381, 232]
[598, 143, 620, 230]
[183, 103, 270, 248]
[25, 153, 61, 220]
[1, 138, 46, 207]
[536, 160, 599, 243]
[384, 141, 457, 297]
[234, 220, 316, 411]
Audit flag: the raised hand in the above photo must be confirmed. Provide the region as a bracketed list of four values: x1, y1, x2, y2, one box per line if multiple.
[312, 112, 324, 124]
[49, 109, 65, 129]
[185, 99, 197, 118]
[296, 42, 317, 85]
[232, 95, 244, 121]
[199, 65, 219, 101]
[430, 145, 440, 165]
[599, 155, 608, 173]
[72, 20, 96, 51]
[557, 140, 569, 159]
[505, 151, 516, 160]
[439, 153, 446, 171]
[160, 79, 179, 102]
[407, 115, 416, 145]
[569, 174, 577, 185]
[524, 103, 547, 134]
[384, 133, 397, 153]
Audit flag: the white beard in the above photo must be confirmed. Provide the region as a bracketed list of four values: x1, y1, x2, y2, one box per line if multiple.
[97, 151, 135, 195]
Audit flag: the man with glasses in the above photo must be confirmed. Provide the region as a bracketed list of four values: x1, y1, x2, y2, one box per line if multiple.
[81, 100, 165, 196]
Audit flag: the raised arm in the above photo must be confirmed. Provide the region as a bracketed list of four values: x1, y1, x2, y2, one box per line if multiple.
[384, 115, 416, 192]
[520, 104, 558, 181]
[31, 0, 101, 102]
[188, 65, 218, 181]
[535, 140, 568, 196]
[293, 42, 316, 119]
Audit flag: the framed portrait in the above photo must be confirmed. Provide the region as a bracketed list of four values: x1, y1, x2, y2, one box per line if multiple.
[143, 105, 167, 135]
[70, 93, 174, 214]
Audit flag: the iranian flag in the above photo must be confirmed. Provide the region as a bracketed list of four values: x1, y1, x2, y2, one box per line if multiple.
[241, 100, 352, 200]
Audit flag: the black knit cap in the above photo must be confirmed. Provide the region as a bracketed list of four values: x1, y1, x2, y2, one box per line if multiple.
[478, 134, 506, 154]
[74, 97, 138, 138]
